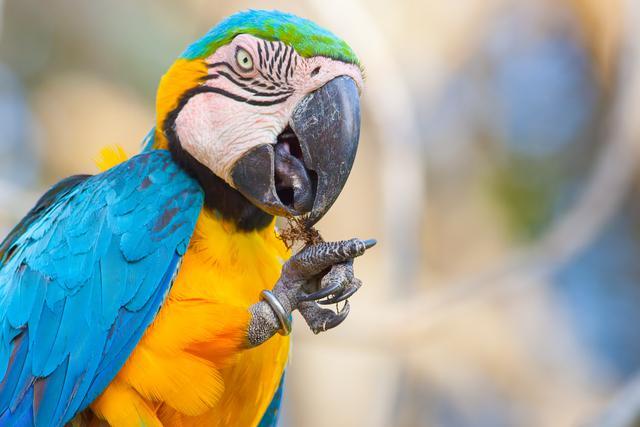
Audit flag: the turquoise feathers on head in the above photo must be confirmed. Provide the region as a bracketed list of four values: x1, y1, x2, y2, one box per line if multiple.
[181, 9, 359, 66]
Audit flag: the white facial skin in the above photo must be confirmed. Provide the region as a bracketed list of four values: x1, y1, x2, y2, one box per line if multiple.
[174, 34, 364, 185]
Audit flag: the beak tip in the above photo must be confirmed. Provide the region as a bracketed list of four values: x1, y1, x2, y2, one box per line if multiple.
[302, 212, 321, 228]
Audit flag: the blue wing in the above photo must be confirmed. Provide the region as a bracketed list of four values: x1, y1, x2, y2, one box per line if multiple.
[258, 374, 286, 427]
[0, 150, 203, 426]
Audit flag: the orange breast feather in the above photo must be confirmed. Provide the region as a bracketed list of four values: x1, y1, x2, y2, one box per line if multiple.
[89, 206, 290, 427]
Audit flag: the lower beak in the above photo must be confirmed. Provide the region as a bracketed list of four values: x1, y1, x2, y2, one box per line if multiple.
[231, 76, 361, 225]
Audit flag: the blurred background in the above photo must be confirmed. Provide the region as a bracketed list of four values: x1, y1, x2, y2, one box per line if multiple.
[1, 0, 640, 426]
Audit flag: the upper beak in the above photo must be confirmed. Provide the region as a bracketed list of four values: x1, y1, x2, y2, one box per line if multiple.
[231, 76, 361, 225]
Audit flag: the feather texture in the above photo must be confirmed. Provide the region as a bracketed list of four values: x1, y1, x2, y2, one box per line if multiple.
[91, 209, 290, 426]
[0, 150, 203, 426]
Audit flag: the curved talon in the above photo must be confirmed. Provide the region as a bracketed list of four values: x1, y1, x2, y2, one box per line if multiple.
[322, 301, 350, 331]
[318, 280, 361, 305]
[299, 277, 345, 302]
[363, 239, 377, 249]
[299, 300, 352, 334]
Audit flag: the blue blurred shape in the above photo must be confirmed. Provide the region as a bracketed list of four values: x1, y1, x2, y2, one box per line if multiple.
[0, 64, 39, 186]
[553, 204, 640, 380]
[487, 10, 597, 157]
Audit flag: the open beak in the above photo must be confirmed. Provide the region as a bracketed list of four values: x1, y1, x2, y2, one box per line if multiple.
[231, 76, 361, 226]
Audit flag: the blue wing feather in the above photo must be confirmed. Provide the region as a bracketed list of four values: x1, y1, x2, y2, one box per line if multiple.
[0, 150, 203, 426]
[258, 373, 286, 427]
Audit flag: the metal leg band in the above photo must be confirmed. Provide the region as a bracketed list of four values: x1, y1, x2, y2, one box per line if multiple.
[260, 290, 292, 336]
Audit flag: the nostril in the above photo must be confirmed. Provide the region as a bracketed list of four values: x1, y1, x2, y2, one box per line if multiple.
[311, 66, 321, 77]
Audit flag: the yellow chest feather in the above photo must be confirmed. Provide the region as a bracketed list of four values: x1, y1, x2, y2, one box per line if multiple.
[90, 209, 291, 427]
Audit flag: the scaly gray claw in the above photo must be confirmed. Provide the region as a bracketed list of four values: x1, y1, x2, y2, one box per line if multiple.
[298, 261, 352, 301]
[321, 301, 350, 332]
[363, 239, 377, 249]
[318, 278, 361, 305]
[285, 239, 373, 279]
[300, 300, 351, 334]
[298, 278, 344, 301]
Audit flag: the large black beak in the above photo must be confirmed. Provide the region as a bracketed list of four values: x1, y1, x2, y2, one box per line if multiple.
[231, 76, 361, 225]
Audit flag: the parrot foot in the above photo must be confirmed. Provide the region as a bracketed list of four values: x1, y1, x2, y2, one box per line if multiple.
[247, 238, 375, 346]
[297, 259, 362, 334]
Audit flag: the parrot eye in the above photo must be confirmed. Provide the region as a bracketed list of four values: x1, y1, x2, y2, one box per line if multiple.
[235, 48, 254, 71]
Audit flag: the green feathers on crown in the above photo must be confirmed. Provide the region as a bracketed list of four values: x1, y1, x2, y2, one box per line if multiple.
[181, 10, 359, 66]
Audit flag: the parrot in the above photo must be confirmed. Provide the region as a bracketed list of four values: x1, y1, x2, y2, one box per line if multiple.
[0, 9, 375, 427]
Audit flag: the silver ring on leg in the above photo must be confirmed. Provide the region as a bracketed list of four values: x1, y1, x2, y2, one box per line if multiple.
[260, 290, 292, 336]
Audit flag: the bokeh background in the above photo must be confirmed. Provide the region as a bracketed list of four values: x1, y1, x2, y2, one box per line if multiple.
[1, 0, 639, 426]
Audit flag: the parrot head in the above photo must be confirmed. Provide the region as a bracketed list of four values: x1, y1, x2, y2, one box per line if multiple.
[153, 10, 363, 229]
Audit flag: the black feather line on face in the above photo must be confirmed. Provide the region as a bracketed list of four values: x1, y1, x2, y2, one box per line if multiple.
[195, 85, 292, 106]
[207, 61, 253, 81]
[257, 43, 265, 68]
[213, 71, 292, 97]
[163, 87, 274, 232]
[284, 46, 294, 82]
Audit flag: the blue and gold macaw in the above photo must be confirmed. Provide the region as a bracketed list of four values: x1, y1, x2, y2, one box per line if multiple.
[0, 9, 374, 427]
